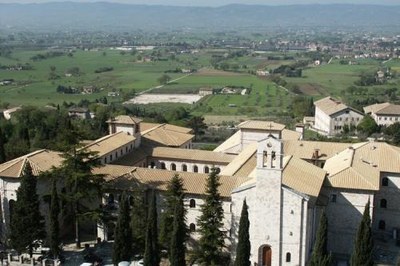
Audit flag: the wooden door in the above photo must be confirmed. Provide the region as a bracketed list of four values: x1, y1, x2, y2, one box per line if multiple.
[262, 246, 272, 266]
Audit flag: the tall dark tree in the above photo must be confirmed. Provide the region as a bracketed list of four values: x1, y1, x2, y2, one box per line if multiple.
[144, 190, 160, 266]
[130, 190, 147, 255]
[350, 200, 374, 266]
[10, 163, 45, 257]
[186, 116, 207, 141]
[235, 199, 250, 266]
[169, 196, 186, 266]
[309, 210, 331, 266]
[112, 193, 132, 264]
[196, 168, 225, 265]
[160, 174, 185, 250]
[0, 127, 6, 163]
[58, 147, 104, 248]
[49, 179, 61, 259]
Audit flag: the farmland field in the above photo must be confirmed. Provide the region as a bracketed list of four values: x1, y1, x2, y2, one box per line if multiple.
[1, 48, 400, 120]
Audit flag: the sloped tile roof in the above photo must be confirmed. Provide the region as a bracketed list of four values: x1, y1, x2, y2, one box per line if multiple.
[82, 131, 136, 157]
[364, 102, 400, 115]
[151, 147, 235, 164]
[315, 96, 363, 116]
[142, 124, 194, 147]
[107, 115, 142, 125]
[238, 120, 285, 131]
[0, 149, 63, 178]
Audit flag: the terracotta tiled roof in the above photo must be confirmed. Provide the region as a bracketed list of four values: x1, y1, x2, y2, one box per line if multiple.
[281, 129, 302, 140]
[282, 156, 326, 199]
[283, 140, 353, 161]
[238, 120, 285, 131]
[151, 147, 235, 164]
[142, 124, 194, 147]
[107, 115, 142, 125]
[98, 165, 246, 198]
[221, 143, 257, 176]
[315, 96, 363, 116]
[82, 131, 136, 157]
[213, 131, 242, 153]
[364, 102, 400, 115]
[323, 142, 400, 190]
[0, 149, 63, 178]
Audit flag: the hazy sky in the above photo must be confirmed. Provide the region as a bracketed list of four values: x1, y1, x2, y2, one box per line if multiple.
[0, 0, 399, 5]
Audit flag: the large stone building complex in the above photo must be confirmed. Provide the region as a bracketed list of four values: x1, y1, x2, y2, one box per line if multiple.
[364, 102, 400, 127]
[0, 116, 399, 265]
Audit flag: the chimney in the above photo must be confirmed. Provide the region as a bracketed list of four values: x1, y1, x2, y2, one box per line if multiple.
[295, 123, 305, 140]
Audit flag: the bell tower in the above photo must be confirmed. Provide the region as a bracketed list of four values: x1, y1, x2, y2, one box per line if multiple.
[254, 134, 284, 266]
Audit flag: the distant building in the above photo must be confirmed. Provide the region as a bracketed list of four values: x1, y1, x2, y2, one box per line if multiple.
[364, 102, 400, 127]
[198, 87, 214, 96]
[68, 107, 91, 119]
[256, 70, 270, 76]
[314, 97, 364, 136]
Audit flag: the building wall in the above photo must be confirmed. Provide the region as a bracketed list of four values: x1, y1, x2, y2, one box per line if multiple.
[372, 114, 400, 127]
[330, 110, 364, 135]
[100, 141, 137, 164]
[372, 172, 400, 244]
[322, 187, 374, 257]
[148, 158, 225, 174]
[241, 129, 281, 151]
[314, 107, 332, 135]
[281, 189, 310, 266]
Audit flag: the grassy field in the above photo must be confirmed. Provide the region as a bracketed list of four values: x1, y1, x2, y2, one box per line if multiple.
[2, 48, 400, 122]
[0, 49, 192, 106]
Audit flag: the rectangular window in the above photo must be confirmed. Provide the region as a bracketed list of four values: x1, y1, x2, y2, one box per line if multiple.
[330, 194, 337, 203]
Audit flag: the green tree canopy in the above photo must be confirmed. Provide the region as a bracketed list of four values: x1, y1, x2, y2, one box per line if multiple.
[235, 199, 251, 266]
[196, 168, 226, 265]
[350, 200, 374, 266]
[144, 190, 160, 266]
[112, 193, 133, 264]
[169, 196, 186, 266]
[309, 210, 331, 266]
[10, 163, 45, 257]
[357, 115, 379, 136]
[160, 174, 186, 251]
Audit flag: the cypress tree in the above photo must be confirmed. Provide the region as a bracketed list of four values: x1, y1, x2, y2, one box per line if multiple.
[0, 127, 6, 163]
[350, 200, 374, 266]
[10, 163, 45, 257]
[160, 174, 185, 251]
[235, 199, 251, 266]
[169, 196, 186, 266]
[196, 168, 225, 265]
[112, 193, 132, 264]
[144, 190, 160, 266]
[309, 210, 331, 266]
[49, 179, 61, 259]
[130, 190, 147, 255]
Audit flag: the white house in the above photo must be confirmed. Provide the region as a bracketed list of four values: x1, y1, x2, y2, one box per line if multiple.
[314, 97, 364, 136]
[364, 102, 400, 127]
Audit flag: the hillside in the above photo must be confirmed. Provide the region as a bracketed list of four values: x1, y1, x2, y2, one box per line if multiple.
[0, 2, 400, 32]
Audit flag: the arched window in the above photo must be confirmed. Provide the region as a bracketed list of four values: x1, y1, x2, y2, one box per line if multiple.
[108, 194, 115, 204]
[171, 163, 176, 171]
[380, 199, 387, 208]
[215, 167, 221, 174]
[190, 199, 196, 208]
[204, 166, 209, 174]
[193, 165, 198, 173]
[182, 164, 187, 172]
[160, 162, 166, 169]
[286, 252, 291, 262]
[378, 220, 386, 230]
[189, 223, 196, 232]
[382, 177, 389, 187]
